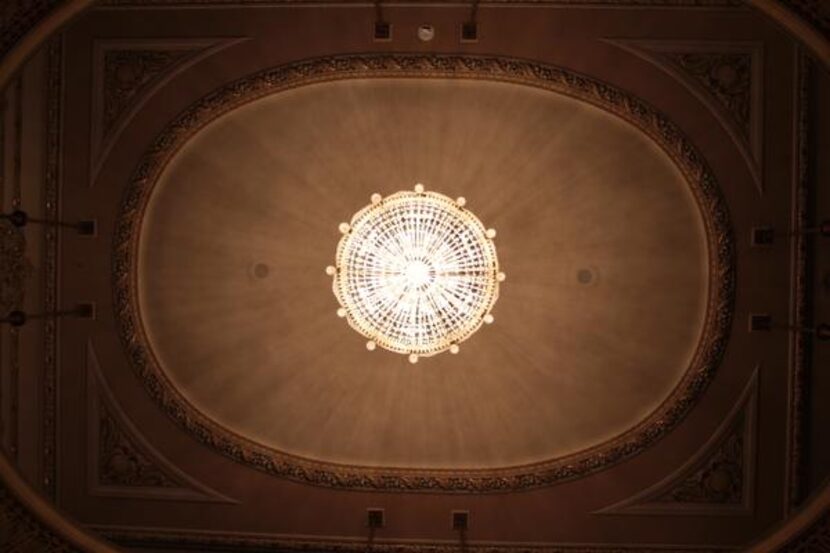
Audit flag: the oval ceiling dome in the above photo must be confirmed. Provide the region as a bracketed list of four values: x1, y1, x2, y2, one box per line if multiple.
[128, 65, 723, 483]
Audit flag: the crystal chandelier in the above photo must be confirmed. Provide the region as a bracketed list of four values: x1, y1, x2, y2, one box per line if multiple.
[327, 184, 505, 363]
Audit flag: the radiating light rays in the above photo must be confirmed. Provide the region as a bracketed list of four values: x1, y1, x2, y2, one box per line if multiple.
[328, 185, 504, 361]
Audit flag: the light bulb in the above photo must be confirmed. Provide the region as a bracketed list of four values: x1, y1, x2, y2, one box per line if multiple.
[326, 266, 336, 276]
[371, 193, 382, 204]
[486, 228, 497, 239]
[483, 313, 494, 324]
[409, 353, 419, 364]
[497, 272, 506, 282]
[449, 344, 460, 354]
[414, 183, 425, 194]
[456, 197, 466, 207]
[366, 340, 377, 351]
[405, 260, 431, 287]
[337, 307, 347, 318]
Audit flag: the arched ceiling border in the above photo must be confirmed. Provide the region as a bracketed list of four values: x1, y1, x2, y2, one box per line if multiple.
[603, 39, 765, 196]
[0, 0, 96, 91]
[113, 53, 735, 493]
[748, 482, 830, 552]
[595, 367, 758, 515]
[0, 452, 118, 552]
[745, 0, 830, 68]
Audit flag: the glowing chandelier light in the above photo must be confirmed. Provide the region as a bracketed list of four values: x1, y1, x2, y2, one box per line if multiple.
[326, 184, 505, 363]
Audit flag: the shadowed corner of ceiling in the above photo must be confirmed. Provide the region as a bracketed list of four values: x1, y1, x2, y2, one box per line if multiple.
[85, 339, 237, 504]
[594, 366, 758, 516]
[89, 36, 249, 188]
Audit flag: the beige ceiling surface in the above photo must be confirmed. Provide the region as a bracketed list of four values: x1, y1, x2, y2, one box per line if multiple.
[138, 78, 709, 469]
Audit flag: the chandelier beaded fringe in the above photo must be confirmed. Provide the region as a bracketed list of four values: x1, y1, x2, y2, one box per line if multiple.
[327, 184, 504, 363]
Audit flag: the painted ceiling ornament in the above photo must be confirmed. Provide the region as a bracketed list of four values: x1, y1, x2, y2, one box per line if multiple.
[327, 184, 505, 363]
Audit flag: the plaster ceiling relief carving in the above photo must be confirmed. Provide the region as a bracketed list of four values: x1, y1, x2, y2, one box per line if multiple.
[0, 221, 29, 314]
[101, 48, 190, 137]
[0, 485, 77, 553]
[90, 38, 246, 185]
[87, 342, 236, 503]
[606, 40, 764, 193]
[653, 420, 746, 505]
[115, 55, 734, 492]
[42, 36, 63, 501]
[597, 369, 757, 515]
[779, 513, 830, 552]
[96, 402, 179, 490]
[665, 52, 753, 138]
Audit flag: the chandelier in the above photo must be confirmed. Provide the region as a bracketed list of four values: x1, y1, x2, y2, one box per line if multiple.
[327, 184, 505, 363]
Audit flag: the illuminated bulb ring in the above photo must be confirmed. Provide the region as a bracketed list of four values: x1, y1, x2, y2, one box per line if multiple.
[331, 188, 502, 357]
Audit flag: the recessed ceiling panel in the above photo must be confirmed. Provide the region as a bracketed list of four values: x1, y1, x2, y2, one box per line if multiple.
[136, 76, 710, 472]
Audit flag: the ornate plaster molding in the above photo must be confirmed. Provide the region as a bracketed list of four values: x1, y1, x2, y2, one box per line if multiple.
[0, 87, 4, 206]
[7, 328, 20, 461]
[779, 0, 830, 39]
[653, 422, 746, 506]
[95, 405, 180, 490]
[113, 54, 735, 493]
[100, 48, 193, 137]
[0, 222, 28, 316]
[92, 524, 739, 552]
[2, 0, 829, 96]
[42, 36, 62, 499]
[96, 0, 743, 7]
[0, 231, 25, 463]
[666, 52, 754, 139]
[12, 76, 22, 208]
[777, 512, 830, 551]
[596, 368, 757, 516]
[0, 483, 81, 552]
[0, 0, 64, 61]
[0, 453, 117, 552]
[605, 40, 764, 195]
[86, 341, 236, 502]
[785, 47, 813, 513]
[89, 37, 248, 187]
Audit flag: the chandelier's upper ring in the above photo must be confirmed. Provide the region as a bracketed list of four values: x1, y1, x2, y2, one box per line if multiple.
[328, 184, 504, 362]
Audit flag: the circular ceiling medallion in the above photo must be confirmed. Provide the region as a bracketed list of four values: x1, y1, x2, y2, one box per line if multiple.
[328, 185, 504, 362]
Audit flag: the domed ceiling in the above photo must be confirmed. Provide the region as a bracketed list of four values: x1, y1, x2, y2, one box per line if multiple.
[2, 1, 830, 552]
[137, 76, 710, 470]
